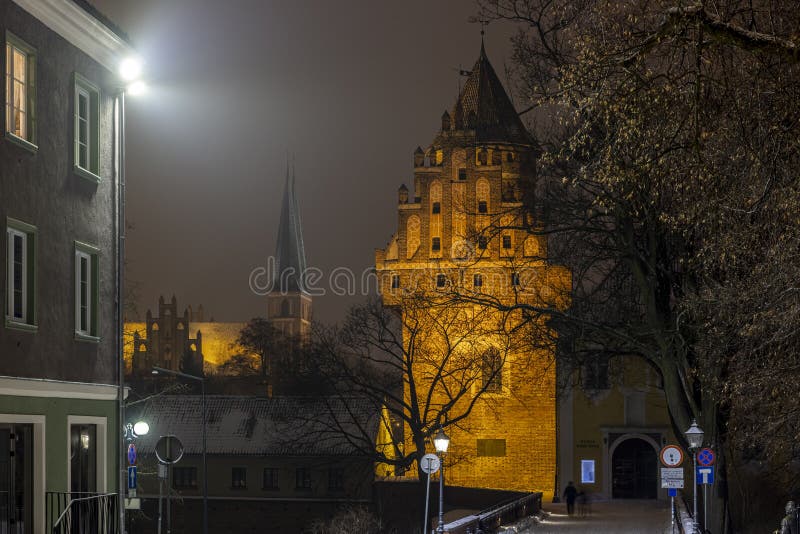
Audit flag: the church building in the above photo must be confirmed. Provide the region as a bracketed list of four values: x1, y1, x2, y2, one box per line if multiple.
[375, 42, 570, 498]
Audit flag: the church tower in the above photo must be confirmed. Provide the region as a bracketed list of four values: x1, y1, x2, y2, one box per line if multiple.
[375, 42, 570, 497]
[267, 164, 312, 339]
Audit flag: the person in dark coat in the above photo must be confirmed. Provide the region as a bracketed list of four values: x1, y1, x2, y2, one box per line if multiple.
[563, 481, 578, 516]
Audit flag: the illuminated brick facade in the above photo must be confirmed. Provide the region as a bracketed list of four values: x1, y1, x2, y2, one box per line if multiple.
[375, 43, 570, 498]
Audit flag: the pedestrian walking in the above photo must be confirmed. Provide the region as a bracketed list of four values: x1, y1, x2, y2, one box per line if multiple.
[563, 481, 578, 517]
[577, 490, 587, 517]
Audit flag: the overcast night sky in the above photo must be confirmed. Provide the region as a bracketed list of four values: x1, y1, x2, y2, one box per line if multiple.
[94, 0, 518, 324]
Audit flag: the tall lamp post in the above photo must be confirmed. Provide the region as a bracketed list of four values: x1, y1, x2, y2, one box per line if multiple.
[152, 367, 208, 534]
[685, 419, 704, 534]
[433, 427, 450, 534]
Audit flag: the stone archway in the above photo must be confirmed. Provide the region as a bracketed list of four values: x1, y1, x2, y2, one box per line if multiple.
[610, 435, 658, 499]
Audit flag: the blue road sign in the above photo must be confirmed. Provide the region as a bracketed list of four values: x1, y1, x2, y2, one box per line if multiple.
[697, 448, 715, 467]
[696, 465, 714, 485]
[668, 488, 678, 497]
[127, 466, 138, 489]
[127, 443, 137, 465]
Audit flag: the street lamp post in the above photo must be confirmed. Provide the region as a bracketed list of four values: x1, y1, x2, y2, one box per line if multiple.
[433, 428, 450, 534]
[152, 367, 208, 534]
[684, 419, 705, 534]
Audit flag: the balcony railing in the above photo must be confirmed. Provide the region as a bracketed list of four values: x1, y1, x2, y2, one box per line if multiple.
[46, 492, 118, 534]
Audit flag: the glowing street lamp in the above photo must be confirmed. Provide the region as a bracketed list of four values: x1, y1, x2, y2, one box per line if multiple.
[433, 427, 450, 534]
[118, 56, 143, 82]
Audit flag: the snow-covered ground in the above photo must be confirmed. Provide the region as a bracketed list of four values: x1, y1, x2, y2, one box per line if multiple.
[507, 500, 676, 533]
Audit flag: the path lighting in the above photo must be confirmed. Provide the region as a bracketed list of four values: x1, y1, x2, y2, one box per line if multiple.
[684, 419, 704, 534]
[434, 427, 450, 534]
[152, 366, 208, 534]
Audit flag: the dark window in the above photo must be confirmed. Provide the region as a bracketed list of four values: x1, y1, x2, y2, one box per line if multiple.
[295, 468, 311, 490]
[231, 467, 246, 489]
[263, 467, 279, 490]
[502, 235, 512, 249]
[481, 348, 503, 392]
[458, 168, 467, 180]
[511, 272, 520, 287]
[173, 467, 198, 489]
[432, 202, 441, 214]
[436, 274, 447, 288]
[478, 201, 488, 214]
[328, 468, 344, 491]
[584, 358, 610, 390]
[432, 237, 441, 251]
[477, 236, 488, 250]
[477, 439, 507, 457]
[391, 275, 400, 289]
[473, 274, 483, 288]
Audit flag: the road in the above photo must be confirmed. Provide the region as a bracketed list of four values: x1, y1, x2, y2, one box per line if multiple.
[512, 500, 676, 533]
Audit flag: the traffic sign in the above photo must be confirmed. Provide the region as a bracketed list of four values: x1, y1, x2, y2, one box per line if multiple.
[660, 445, 685, 467]
[420, 453, 441, 475]
[697, 448, 715, 467]
[127, 443, 137, 465]
[661, 467, 685, 489]
[668, 488, 678, 497]
[696, 466, 715, 485]
[127, 466, 137, 489]
[155, 435, 184, 465]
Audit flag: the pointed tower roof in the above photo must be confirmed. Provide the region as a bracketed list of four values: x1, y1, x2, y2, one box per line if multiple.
[450, 43, 532, 145]
[274, 163, 308, 293]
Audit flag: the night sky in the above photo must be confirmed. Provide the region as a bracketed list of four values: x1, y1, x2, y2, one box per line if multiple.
[94, 0, 517, 324]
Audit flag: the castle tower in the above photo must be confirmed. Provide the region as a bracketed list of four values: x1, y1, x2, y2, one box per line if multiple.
[266, 164, 312, 339]
[375, 42, 570, 497]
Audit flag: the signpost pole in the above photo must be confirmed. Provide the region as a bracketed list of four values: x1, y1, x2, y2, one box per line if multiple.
[423, 470, 431, 534]
[671, 495, 675, 533]
[157, 471, 164, 534]
[693, 452, 699, 534]
[704, 484, 708, 533]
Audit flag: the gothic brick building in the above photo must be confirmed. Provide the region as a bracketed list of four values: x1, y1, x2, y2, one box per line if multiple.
[375, 42, 570, 498]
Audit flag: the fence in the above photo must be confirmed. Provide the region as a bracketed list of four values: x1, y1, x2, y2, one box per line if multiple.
[46, 492, 118, 534]
[440, 492, 542, 534]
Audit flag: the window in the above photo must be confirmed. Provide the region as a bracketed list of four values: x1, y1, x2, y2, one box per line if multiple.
[458, 168, 467, 180]
[328, 468, 344, 491]
[502, 235, 512, 249]
[432, 202, 441, 214]
[74, 243, 99, 338]
[481, 348, 503, 392]
[581, 460, 595, 484]
[173, 467, 198, 489]
[431, 237, 441, 251]
[295, 468, 311, 490]
[406, 215, 420, 258]
[584, 358, 610, 390]
[262, 467, 279, 490]
[511, 272, 521, 287]
[476, 439, 506, 457]
[473, 274, 482, 288]
[73, 74, 100, 180]
[478, 201, 488, 214]
[4, 33, 36, 148]
[231, 467, 247, 489]
[391, 274, 400, 289]
[6, 220, 36, 328]
[477, 236, 488, 250]
[436, 274, 447, 288]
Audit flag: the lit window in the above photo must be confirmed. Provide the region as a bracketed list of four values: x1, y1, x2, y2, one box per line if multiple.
[476, 439, 506, 457]
[295, 468, 311, 490]
[6, 220, 36, 327]
[74, 74, 100, 180]
[473, 274, 482, 288]
[328, 468, 344, 491]
[581, 460, 595, 484]
[481, 348, 502, 392]
[74, 243, 99, 338]
[263, 467, 279, 490]
[231, 467, 247, 489]
[4, 34, 36, 147]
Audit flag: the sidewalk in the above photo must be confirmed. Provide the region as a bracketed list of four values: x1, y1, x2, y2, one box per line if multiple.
[512, 500, 675, 533]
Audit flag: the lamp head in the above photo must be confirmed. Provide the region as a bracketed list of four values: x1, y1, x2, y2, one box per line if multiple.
[132, 421, 150, 437]
[433, 427, 450, 454]
[119, 56, 143, 82]
[684, 418, 704, 450]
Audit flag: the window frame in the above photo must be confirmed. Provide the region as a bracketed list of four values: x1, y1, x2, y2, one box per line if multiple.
[473, 274, 483, 288]
[4, 32, 37, 152]
[295, 467, 311, 490]
[581, 459, 596, 484]
[231, 467, 247, 489]
[74, 241, 99, 341]
[328, 468, 344, 491]
[173, 466, 198, 489]
[262, 467, 279, 490]
[73, 73, 101, 182]
[5, 218, 36, 330]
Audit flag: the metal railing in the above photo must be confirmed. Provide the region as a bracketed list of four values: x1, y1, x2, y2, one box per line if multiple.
[440, 492, 542, 534]
[46, 492, 118, 534]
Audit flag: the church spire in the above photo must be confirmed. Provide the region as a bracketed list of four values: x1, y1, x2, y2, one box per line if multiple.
[274, 160, 307, 293]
